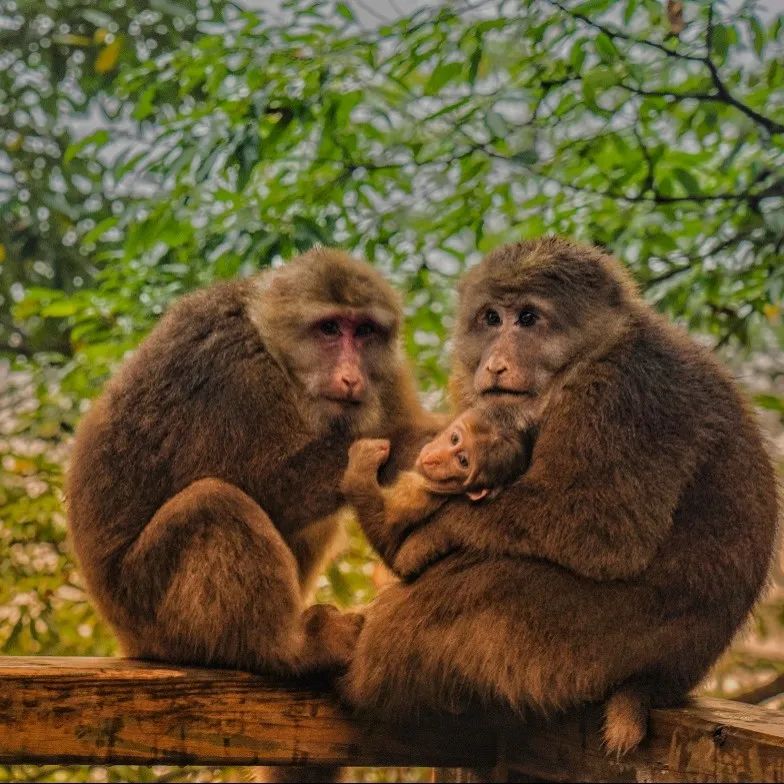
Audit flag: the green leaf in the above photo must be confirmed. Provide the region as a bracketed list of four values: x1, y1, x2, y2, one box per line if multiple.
[755, 394, 784, 414]
[64, 130, 110, 164]
[336, 2, 355, 22]
[595, 33, 618, 63]
[82, 217, 119, 244]
[570, 40, 586, 72]
[582, 65, 617, 105]
[485, 111, 507, 139]
[468, 40, 483, 85]
[673, 167, 699, 195]
[710, 24, 736, 59]
[750, 16, 765, 57]
[41, 300, 78, 318]
[512, 148, 538, 164]
[424, 61, 462, 95]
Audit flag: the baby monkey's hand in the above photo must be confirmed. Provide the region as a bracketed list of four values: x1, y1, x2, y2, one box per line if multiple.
[349, 438, 391, 471]
[341, 438, 391, 497]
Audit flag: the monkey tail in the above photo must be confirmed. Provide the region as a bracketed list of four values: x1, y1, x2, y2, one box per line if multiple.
[602, 686, 649, 758]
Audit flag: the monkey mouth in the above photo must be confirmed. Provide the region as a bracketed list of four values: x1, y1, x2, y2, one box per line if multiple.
[322, 395, 364, 406]
[481, 388, 531, 398]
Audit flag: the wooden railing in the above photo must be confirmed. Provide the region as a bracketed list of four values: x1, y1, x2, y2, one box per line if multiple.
[1, 657, 784, 781]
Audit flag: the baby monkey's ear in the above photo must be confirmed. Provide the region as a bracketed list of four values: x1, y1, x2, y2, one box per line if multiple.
[466, 488, 490, 502]
[467, 486, 506, 502]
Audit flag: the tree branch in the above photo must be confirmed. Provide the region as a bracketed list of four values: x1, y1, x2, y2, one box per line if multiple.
[632, 126, 655, 196]
[702, 1, 784, 134]
[547, 0, 784, 136]
[544, 0, 705, 62]
[733, 673, 784, 705]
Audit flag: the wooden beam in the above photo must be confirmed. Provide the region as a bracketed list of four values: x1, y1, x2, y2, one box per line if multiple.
[1, 657, 784, 782]
[502, 698, 784, 782]
[0, 657, 498, 768]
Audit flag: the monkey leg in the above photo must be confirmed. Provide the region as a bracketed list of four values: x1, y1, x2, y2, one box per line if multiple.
[340, 556, 668, 724]
[120, 477, 362, 675]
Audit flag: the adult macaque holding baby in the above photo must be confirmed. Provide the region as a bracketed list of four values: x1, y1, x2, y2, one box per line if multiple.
[341, 237, 778, 755]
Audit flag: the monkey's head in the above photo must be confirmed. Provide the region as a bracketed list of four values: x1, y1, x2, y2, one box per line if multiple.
[416, 407, 531, 501]
[451, 236, 639, 417]
[254, 247, 403, 435]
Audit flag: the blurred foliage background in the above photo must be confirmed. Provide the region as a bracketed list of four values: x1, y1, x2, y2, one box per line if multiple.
[1, 0, 783, 780]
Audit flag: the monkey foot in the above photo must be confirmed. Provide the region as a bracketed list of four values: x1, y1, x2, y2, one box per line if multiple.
[301, 605, 365, 674]
[602, 688, 648, 758]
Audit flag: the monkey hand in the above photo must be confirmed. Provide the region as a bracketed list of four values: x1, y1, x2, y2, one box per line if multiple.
[349, 438, 391, 471]
[341, 439, 391, 497]
[392, 520, 458, 581]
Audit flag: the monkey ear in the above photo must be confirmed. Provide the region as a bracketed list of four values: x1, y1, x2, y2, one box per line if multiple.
[466, 488, 490, 502]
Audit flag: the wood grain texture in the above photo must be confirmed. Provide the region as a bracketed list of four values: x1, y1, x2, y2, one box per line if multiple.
[0, 657, 498, 767]
[504, 698, 784, 782]
[2, 657, 784, 782]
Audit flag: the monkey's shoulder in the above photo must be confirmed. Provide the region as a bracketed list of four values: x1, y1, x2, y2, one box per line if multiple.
[150, 278, 264, 350]
[586, 317, 740, 414]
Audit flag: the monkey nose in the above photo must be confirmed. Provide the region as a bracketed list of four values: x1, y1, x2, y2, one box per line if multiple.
[340, 375, 363, 397]
[486, 358, 508, 375]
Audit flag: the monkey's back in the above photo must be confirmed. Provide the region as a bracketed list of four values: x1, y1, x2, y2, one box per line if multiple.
[635, 312, 778, 597]
[572, 312, 778, 696]
[66, 279, 310, 610]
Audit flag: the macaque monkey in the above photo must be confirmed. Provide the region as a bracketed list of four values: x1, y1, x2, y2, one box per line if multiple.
[341, 407, 533, 571]
[341, 237, 779, 757]
[67, 247, 434, 677]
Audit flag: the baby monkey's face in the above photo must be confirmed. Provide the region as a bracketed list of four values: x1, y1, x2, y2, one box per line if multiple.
[415, 409, 495, 501]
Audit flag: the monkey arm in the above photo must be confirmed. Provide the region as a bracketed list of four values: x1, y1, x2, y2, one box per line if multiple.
[337, 422, 441, 568]
[380, 472, 448, 527]
[397, 368, 703, 582]
[343, 459, 447, 565]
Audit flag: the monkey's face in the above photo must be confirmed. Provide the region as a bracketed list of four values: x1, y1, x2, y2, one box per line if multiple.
[253, 248, 403, 436]
[451, 240, 634, 418]
[289, 310, 397, 431]
[415, 411, 492, 500]
[459, 297, 574, 418]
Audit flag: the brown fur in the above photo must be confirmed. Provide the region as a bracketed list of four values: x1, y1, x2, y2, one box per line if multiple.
[340, 237, 779, 755]
[66, 247, 433, 675]
[340, 408, 533, 568]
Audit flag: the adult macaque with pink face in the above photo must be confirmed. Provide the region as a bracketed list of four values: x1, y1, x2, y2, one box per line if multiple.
[67, 247, 436, 677]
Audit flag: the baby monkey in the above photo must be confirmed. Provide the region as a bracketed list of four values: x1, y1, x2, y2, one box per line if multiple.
[341, 406, 533, 575]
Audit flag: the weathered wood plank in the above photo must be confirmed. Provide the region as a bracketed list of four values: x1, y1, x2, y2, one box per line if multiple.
[1, 657, 784, 782]
[0, 657, 499, 768]
[504, 698, 784, 782]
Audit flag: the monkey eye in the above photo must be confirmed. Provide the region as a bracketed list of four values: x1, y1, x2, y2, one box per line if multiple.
[319, 320, 341, 336]
[450, 431, 459, 445]
[517, 310, 538, 327]
[457, 453, 469, 469]
[484, 308, 501, 327]
[355, 322, 376, 338]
